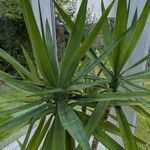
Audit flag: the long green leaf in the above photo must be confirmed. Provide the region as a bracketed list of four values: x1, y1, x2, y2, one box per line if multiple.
[121, 53, 150, 75]
[71, 22, 136, 84]
[76, 90, 150, 102]
[65, 131, 75, 150]
[0, 70, 43, 93]
[21, 0, 57, 86]
[94, 127, 124, 150]
[21, 46, 38, 77]
[52, 114, 65, 150]
[58, 101, 90, 150]
[101, 0, 111, 48]
[124, 69, 150, 81]
[100, 120, 148, 146]
[112, 0, 128, 75]
[76, 102, 109, 150]
[0, 105, 53, 135]
[85, 102, 109, 135]
[58, 0, 88, 86]
[42, 121, 54, 150]
[45, 20, 58, 79]
[21, 118, 36, 150]
[121, 79, 147, 91]
[35, 115, 53, 149]
[26, 117, 46, 150]
[68, 79, 110, 91]
[0, 49, 42, 85]
[115, 106, 138, 149]
[67, 1, 114, 82]
[53, 1, 74, 32]
[132, 105, 150, 119]
[0, 100, 43, 116]
[122, 0, 150, 68]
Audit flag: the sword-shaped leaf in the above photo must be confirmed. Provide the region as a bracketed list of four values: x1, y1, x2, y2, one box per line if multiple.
[21, 0, 57, 86]
[0, 70, 43, 93]
[115, 106, 138, 149]
[94, 127, 124, 150]
[58, 101, 90, 150]
[122, 0, 150, 68]
[0, 49, 42, 85]
[58, 0, 88, 86]
[21, 46, 38, 78]
[112, 0, 128, 75]
[52, 114, 65, 150]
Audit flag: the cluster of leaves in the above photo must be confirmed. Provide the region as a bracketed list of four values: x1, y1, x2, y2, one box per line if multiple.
[0, 0, 150, 150]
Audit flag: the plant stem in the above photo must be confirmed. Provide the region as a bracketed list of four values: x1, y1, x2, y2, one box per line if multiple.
[92, 137, 99, 150]
[91, 76, 119, 149]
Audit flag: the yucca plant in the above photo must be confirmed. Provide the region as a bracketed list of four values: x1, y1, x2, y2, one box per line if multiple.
[0, 0, 150, 150]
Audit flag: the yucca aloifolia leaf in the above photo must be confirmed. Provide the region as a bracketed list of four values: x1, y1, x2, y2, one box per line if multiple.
[45, 20, 58, 79]
[76, 90, 150, 102]
[53, 0, 74, 32]
[52, 114, 65, 150]
[0, 49, 42, 85]
[101, 0, 113, 67]
[85, 102, 109, 133]
[21, 118, 36, 150]
[58, 0, 88, 87]
[99, 120, 148, 146]
[0, 105, 52, 139]
[94, 127, 124, 150]
[65, 131, 75, 150]
[42, 121, 54, 150]
[115, 106, 138, 150]
[0, 128, 27, 150]
[121, 53, 150, 75]
[112, 0, 128, 75]
[77, 112, 124, 150]
[58, 1, 114, 86]
[0, 70, 43, 93]
[127, 0, 131, 17]
[20, 0, 57, 86]
[0, 108, 54, 149]
[72, 23, 135, 84]
[26, 117, 46, 150]
[121, 0, 150, 68]
[0, 100, 43, 116]
[76, 102, 109, 150]
[21, 46, 38, 78]
[124, 69, 150, 81]
[67, 1, 114, 77]
[58, 101, 90, 150]
[37, 0, 46, 43]
[34, 115, 54, 149]
[132, 105, 150, 119]
[101, 0, 112, 49]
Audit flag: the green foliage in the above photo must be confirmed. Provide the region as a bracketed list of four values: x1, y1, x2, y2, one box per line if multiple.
[0, 0, 150, 150]
[0, 0, 22, 20]
[0, 0, 31, 74]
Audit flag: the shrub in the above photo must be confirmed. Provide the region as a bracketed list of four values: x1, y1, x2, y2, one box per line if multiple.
[0, 0, 150, 150]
